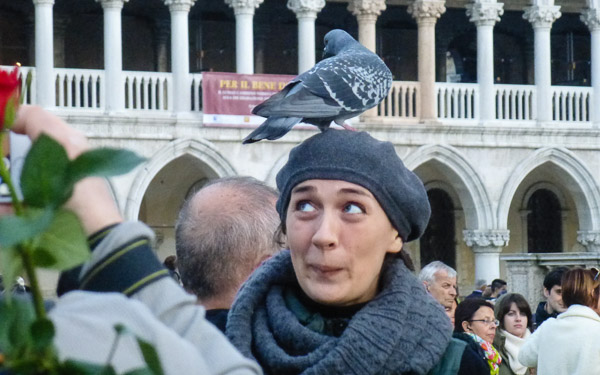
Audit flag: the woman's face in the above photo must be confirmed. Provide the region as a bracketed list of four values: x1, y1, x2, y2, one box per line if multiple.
[286, 179, 402, 306]
[463, 306, 497, 343]
[503, 302, 528, 338]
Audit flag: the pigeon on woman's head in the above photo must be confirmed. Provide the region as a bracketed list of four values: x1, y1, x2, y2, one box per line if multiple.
[242, 29, 393, 144]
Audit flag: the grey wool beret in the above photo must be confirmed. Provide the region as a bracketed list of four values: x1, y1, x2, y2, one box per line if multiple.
[275, 129, 431, 242]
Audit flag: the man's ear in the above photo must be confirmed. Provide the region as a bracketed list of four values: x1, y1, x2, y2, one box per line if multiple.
[543, 288, 550, 298]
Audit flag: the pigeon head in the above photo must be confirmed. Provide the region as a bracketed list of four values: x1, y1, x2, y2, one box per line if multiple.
[322, 29, 359, 59]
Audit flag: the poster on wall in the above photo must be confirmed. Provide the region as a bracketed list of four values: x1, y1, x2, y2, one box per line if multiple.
[202, 72, 295, 127]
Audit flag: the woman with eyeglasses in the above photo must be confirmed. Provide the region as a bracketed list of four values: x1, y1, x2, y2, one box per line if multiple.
[519, 267, 600, 375]
[493, 293, 533, 375]
[454, 298, 501, 375]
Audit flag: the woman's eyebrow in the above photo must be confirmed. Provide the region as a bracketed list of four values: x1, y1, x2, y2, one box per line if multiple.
[292, 185, 315, 194]
[339, 187, 370, 197]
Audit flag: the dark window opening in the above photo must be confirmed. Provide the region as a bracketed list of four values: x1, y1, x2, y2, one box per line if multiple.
[420, 189, 456, 269]
[527, 189, 562, 253]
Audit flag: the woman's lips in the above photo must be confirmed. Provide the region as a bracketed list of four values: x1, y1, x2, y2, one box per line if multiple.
[310, 264, 343, 275]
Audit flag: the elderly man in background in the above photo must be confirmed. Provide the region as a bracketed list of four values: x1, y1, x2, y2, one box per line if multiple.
[419, 261, 458, 309]
[175, 176, 281, 332]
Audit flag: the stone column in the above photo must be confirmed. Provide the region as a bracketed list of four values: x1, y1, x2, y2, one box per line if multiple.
[165, 0, 196, 113]
[97, 0, 129, 113]
[225, 0, 264, 74]
[466, 1, 503, 123]
[464, 230, 510, 282]
[523, 3, 561, 124]
[287, 0, 325, 74]
[581, 7, 600, 126]
[33, 0, 55, 108]
[348, 0, 386, 118]
[348, 0, 386, 53]
[577, 230, 600, 252]
[408, 0, 446, 123]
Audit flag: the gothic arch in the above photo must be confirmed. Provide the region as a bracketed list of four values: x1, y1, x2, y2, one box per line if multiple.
[124, 138, 237, 221]
[404, 144, 494, 229]
[497, 147, 600, 231]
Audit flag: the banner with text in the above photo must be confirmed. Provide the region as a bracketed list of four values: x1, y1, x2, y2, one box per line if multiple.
[202, 72, 295, 127]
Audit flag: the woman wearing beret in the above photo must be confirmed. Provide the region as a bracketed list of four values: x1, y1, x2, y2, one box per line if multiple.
[226, 130, 452, 374]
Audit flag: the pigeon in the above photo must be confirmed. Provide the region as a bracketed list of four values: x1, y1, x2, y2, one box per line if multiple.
[242, 29, 393, 144]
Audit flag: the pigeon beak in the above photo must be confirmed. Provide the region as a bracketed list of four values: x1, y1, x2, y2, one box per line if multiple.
[323, 48, 332, 59]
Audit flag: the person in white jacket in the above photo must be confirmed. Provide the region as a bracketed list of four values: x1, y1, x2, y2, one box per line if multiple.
[519, 267, 600, 375]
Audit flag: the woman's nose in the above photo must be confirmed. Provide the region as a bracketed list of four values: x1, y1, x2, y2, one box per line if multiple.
[312, 212, 338, 250]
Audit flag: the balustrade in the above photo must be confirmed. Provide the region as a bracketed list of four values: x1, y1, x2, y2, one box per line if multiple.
[436, 83, 478, 120]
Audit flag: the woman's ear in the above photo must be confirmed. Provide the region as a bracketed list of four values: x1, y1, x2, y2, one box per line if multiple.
[388, 233, 403, 254]
[461, 320, 471, 332]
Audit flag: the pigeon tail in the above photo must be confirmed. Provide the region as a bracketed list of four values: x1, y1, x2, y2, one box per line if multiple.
[242, 116, 302, 144]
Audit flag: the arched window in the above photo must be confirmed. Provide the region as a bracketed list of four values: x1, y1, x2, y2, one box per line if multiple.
[527, 189, 562, 253]
[420, 189, 456, 268]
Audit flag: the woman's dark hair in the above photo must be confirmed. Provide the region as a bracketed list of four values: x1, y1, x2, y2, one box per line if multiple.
[494, 293, 533, 330]
[562, 267, 600, 309]
[454, 298, 495, 332]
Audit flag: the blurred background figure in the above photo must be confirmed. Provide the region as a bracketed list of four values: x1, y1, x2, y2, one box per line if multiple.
[533, 266, 568, 330]
[420, 261, 458, 309]
[493, 293, 533, 375]
[487, 279, 508, 302]
[163, 255, 181, 285]
[454, 298, 501, 375]
[175, 176, 280, 332]
[466, 279, 489, 299]
[519, 267, 600, 375]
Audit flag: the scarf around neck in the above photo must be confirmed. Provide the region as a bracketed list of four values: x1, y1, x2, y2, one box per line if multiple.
[500, 329, 530, 375]
[226, 250, 452, 375]
[467, 333, 502, 375]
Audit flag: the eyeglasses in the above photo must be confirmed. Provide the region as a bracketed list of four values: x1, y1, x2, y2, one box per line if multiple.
[469, 319, 499, 327]
[592, 267, 600, 281]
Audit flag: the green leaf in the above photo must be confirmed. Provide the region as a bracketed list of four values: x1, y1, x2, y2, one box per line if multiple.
[30, 318, 55, 352]
[136, 338, 164, 375]
[21, 134, 71, 208]
[33, 209, 90, 271]
[4, 93, 18, 130]
[0, 245, 23, 302]
[0, 208, 54, 247]
[61, 360, 115, 375]
[67, 148, 145, 184]
[0, 296, 35, 356]
[123, 368, 156, 375]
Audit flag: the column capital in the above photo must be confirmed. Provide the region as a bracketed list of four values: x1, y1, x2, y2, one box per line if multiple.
[287, 0, 325, 18]
[523, 5, 561, 29]
[32, 0, 54, 5]
[225, 0, 264, 15]
[347, 0, 386, 17]
[577, 230, 600, 252]
[581, 8, 600, 32]
[408, 0, 446, 23]
[164, 0, 196, 12]
[463, 229, 510, 248]
[466, 1, 504, 26]
[96, 0, 129, 9]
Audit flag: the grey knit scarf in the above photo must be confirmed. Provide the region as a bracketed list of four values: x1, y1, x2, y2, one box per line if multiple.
[226, 250, 452, 375]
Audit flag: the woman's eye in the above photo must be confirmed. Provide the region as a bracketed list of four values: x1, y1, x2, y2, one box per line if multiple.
[343, 203, 364, 214]
[296, 201, 315, 212]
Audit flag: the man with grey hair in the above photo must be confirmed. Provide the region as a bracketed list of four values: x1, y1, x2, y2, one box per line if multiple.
[175, 176, 281, 332]
[419, 261, 458, 309]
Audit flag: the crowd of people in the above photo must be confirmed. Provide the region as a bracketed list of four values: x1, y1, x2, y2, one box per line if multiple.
[1, 105, 600, 375]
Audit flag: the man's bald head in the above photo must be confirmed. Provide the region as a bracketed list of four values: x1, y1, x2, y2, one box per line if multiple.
[175, 176, 280, 308]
